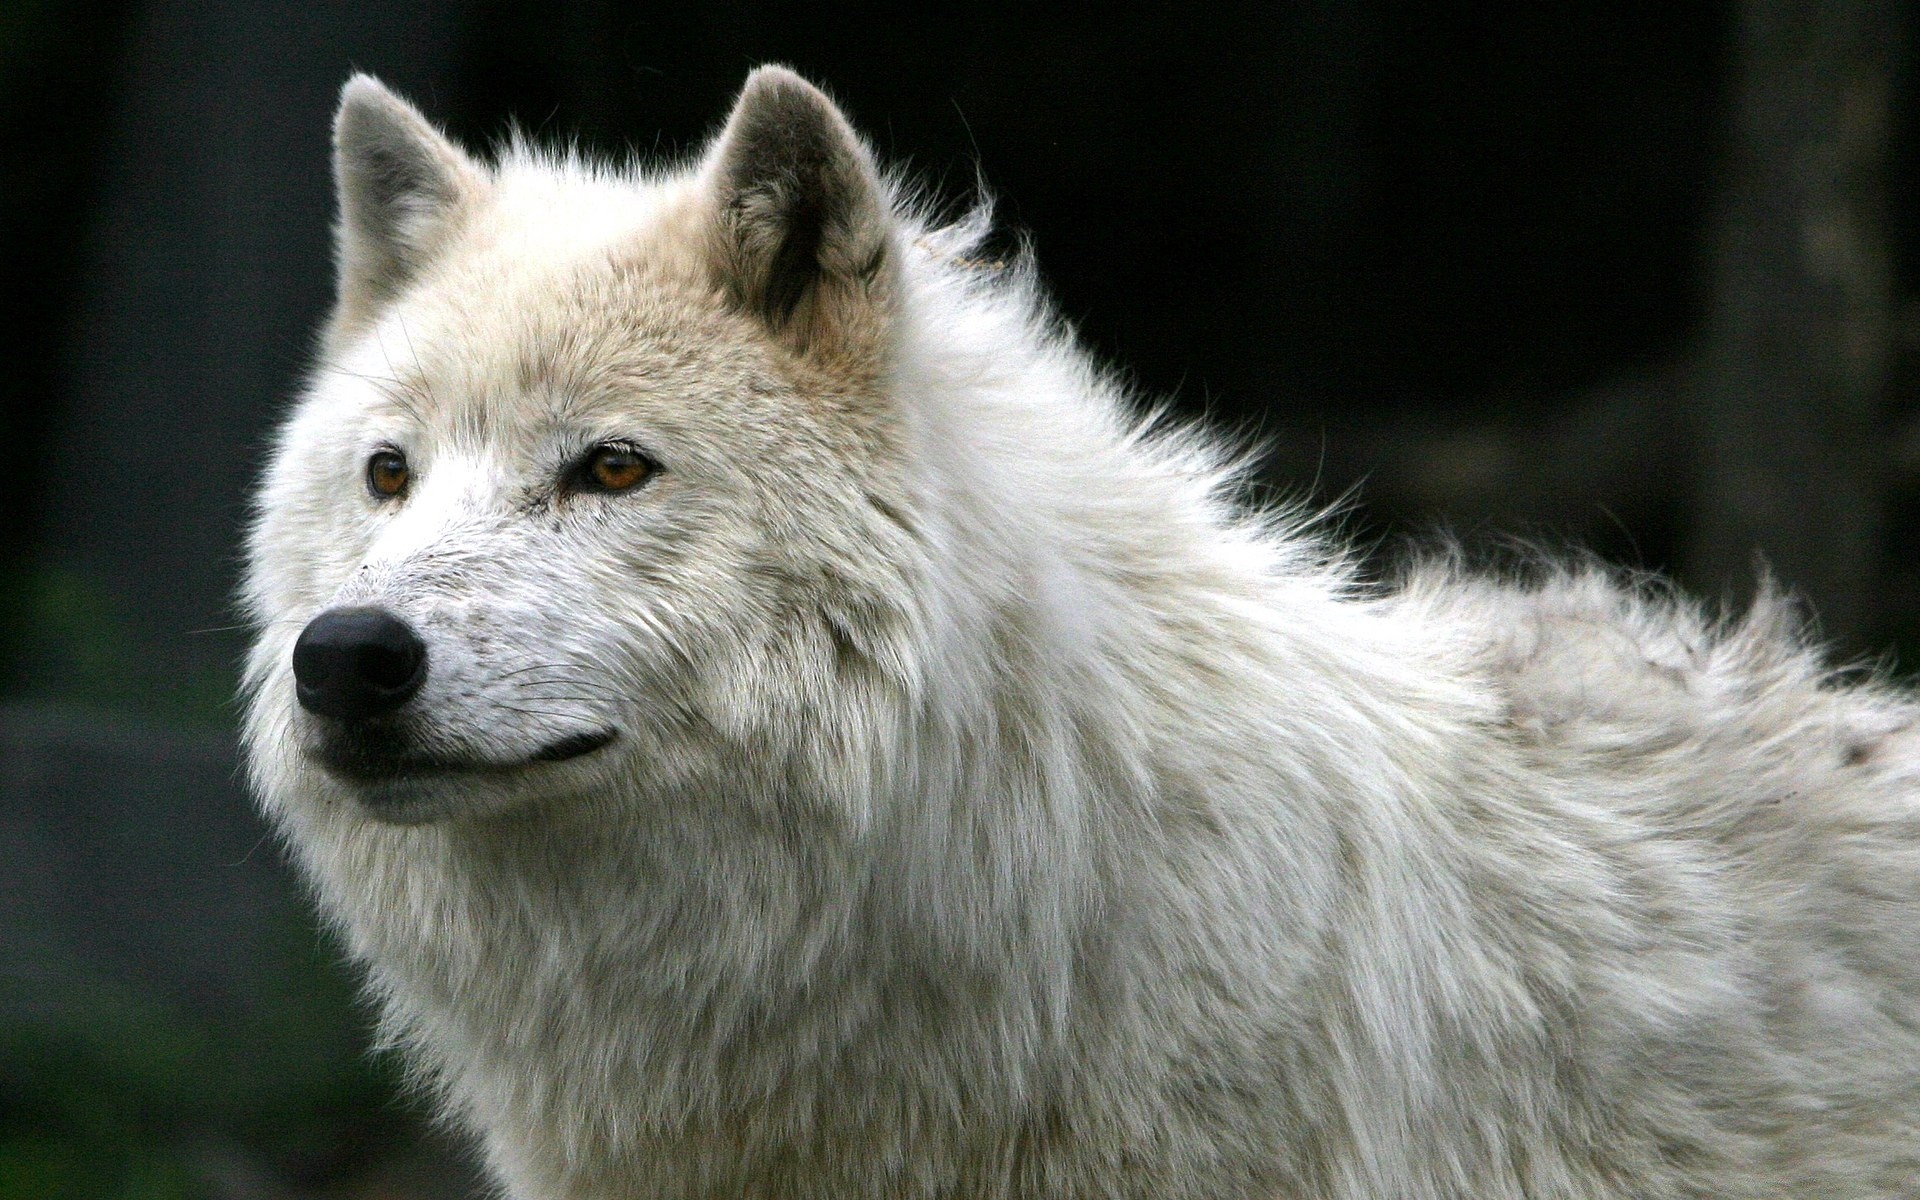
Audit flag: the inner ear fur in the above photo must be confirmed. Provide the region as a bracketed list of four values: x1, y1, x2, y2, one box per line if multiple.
[331, 74, 486, 333]
[703, 66, 897, 360]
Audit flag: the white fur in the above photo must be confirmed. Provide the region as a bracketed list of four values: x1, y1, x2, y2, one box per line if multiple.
[244, 70, 1920, 1198]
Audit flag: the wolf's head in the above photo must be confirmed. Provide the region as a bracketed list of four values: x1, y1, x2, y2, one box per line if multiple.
[244, 69, 943, 826]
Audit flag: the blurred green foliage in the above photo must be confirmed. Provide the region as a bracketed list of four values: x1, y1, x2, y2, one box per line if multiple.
[6, 565, 234, 727]
[0, 917, 413, 1199]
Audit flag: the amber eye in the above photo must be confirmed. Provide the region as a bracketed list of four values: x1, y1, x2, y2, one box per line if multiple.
[574, 444, 656, 494]
[366, 449, 410, 499]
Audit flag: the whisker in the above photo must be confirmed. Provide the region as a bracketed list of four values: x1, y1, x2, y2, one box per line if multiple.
[371, 328, 427, 422]
[398, 316, 439, 412]
[189, 616, 310, 635]
[492, 703, 569, 714]
[512, 683, 628, 699]
[325, 363, 428, 417]
[498, 663, 587, 680]
[510, 691, 614, 702]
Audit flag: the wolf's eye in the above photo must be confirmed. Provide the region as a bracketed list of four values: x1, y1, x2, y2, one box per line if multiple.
[366, 449, 410, 499]
[572, 444, 657, 495]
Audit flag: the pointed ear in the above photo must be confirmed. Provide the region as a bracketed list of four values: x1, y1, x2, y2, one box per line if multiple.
[331, 75, 485, 328]
[703, 67, 896, 359]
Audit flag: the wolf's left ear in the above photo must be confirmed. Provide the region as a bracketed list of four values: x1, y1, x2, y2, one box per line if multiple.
[332, 75, 486, 330]
[703, 67, 896, 359]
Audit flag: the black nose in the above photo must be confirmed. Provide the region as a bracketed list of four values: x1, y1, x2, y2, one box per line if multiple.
[292, 607, 428, 721]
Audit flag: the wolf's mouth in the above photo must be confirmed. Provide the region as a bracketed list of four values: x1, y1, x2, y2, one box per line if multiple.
[308, 727, 617, 783]
[528, 729, 617, 762]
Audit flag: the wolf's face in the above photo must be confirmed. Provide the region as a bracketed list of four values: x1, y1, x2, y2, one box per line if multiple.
[244, 71, 920, 825]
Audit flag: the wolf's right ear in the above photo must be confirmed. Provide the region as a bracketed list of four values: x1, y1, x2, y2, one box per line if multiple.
[331, 75, 485, 329]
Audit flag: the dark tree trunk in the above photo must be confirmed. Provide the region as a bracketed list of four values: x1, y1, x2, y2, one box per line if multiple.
[1686, 0, 1901, 646]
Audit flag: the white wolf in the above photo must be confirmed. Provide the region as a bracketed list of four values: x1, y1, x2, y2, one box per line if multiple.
[242, 67, 1920, 1198]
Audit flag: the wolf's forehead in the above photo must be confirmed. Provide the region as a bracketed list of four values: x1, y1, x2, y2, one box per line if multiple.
[373, 239, 764, 431]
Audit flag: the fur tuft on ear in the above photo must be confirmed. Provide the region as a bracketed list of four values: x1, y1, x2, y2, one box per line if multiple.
[331, 75, 484, 331]
[704, 66, 896, 359]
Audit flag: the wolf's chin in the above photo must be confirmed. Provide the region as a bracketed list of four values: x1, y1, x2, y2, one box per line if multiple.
[349, 778, 476, 825]
[338, 757, 609, 825]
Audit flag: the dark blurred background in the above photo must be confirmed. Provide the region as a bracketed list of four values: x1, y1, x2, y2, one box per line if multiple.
[2, 1, 1915, 1196]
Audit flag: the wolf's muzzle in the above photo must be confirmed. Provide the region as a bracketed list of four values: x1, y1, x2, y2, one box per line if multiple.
[293, 606, 428, 721]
